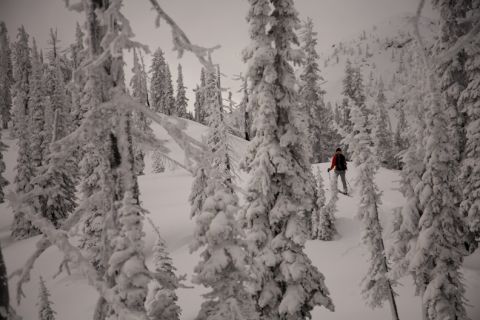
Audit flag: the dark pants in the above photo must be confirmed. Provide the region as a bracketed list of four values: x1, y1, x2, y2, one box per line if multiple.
[334, 169, 347, 192]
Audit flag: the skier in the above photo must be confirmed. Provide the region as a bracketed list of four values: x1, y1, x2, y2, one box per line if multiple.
[327, 148, 348, 195]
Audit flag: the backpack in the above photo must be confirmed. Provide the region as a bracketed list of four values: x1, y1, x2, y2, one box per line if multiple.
[336, 154, 347, 171]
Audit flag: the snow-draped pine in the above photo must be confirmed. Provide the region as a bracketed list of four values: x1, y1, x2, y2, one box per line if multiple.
[190, 64, 258, 320]
[193, 68, 208, 125]
[0, 128, 7, 203]
[241, 0, 334, 318]
[389, 51, 427, 281]
[347, 100, 399, 319]
[311, 167, 336, 241]
[175, 64, 188, 118]
[371, 79, 395, 169]
[10, 26, 31, 138]
[10, 26, 38, 239]
[37, 276, 56, 320]
[163, 64, 175, 116]
[145, 234, 181, 320]
[406, 58, 469, 320]
[0, 22, 13, 129]
[299, 18, 339, 163]
[28, 40, 46, 170]
[150, 48, 168, 114]
[130, 48, 151, 176]
[458, 1, 480, 250]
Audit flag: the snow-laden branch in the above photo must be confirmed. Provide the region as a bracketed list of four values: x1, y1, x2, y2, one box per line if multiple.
[413, 0, 480, 67]
[147, 0, 219, 72]
[7, 195, 149, 320]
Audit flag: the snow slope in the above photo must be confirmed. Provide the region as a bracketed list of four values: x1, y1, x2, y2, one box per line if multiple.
[318, 14, 438, 127]
[2, 116, 479, 320]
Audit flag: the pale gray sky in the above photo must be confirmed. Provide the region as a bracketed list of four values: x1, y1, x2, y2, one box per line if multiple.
[0, 0, 434, 106]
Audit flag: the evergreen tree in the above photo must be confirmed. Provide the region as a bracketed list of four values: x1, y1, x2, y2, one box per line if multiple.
[37, 276, 56, 320]
[152, 150, 166, 174]
[241, 1, 334, 318]
[189, 162, 208, 218]
[30, 114, 76, 229]
[311, 167, 335, 241]
[372, 79, 395, 168]
[70, 22, 86, 130]
[0, 129, 7, 203]
[194, 68, 208, 124]
[163, 65, 175, 116]
[11, 26, 31, 138]
[146, 235, 181, 320]
[175, 64, 188, 118]
[130, 48, 151, 176]
[191, 65, 258, 320]
[150, 48, 167, 113]
[0, 22, 13, 129]
[299, 18, 339, 162]
[340, 60, 366, 138]
[10, 26, 37, 239]
[393, 108, 408, 168]
[347, 102, 399, 319]
[29, 39, 46, 170]
[456, 1, 480, 251]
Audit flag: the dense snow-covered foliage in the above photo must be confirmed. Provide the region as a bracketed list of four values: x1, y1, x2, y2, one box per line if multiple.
[241, 1, 334, 318]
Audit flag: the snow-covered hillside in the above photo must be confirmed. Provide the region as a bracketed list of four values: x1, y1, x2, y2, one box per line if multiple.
[318, 14, 438, 108]
[2, 117, 479, 320]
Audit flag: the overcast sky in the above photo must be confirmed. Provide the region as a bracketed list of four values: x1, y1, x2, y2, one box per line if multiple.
[0, 0, 434, 106]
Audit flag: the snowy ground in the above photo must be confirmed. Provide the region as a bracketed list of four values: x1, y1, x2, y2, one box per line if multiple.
[1, 118, 479, 319]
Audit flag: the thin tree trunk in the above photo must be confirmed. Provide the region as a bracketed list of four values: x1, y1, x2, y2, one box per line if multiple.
[0, 244, 9, 320]
[375, 202, 400, 320]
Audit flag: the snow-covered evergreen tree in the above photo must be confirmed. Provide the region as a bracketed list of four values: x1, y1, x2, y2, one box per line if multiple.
[456, 1, 480, 251]
[70, 22, 86, 130]
[11, 26, 31, 138]
[10, 26, 38, 239]
[194, 68, 208, 124]
[0, 129, 7, 204]
[389, 52, 427, 282]
[37, 276, 56, 320]
[130, 48, 151, 176]
[163, 65, 175, 116]
[28, 39, 46, 170]
[189, 161, 208, 219]
[311, 167, 336, 241]
[150, 48, 167, 113]
[152, 150, 166, 174]
[393, 28, 469, 317]
[0, 22, 13, 129]
[347, 101, 399, 319]
[372, 79, 395, 168]
[299, 18, 339, 162]
[145, 233, 181, 320]
[175, 64, 188, 118]
[190, 64, 258, 320]
[30, 114, 76, 229]
[393, 108, 408, 168]
[107, 190, 150, 317]
[339, 60, 366, 139]
[241, 1, 334, 318]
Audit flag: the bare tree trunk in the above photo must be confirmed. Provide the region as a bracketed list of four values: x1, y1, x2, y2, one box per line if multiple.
[0, 244, 9, 320]
[375, 202, 400, 320]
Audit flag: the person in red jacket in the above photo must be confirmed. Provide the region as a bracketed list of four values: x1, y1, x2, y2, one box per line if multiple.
[327, 148, 348, 194]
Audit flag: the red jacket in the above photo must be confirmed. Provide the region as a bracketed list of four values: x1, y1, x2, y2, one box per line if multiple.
[330, 153, 347, 170]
